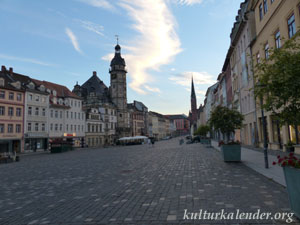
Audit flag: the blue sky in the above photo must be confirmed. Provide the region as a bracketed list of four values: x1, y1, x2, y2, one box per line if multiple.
[0, 0, 241, 115]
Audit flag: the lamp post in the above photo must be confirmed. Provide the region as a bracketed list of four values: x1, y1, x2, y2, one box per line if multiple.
[257, 81, 269, 169]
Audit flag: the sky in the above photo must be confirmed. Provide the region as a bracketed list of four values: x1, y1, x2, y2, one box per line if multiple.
[0, 0, 242, 115]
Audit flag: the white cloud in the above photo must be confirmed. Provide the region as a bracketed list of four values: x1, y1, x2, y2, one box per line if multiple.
[169, 71, 215, 87]
[144, 85, 161, 93]
[78, 0, 114, 10]
[104, 0, 182, 94]
[65, 27, 82, 54]
[177, 0, 203, 5]
[0, 53, 55, 67]
[74, 19, 105, 37]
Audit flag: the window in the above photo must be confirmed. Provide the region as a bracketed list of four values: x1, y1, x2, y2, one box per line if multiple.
[17, 93, 22, 101]
[16, 108, 21, 117]
[35, 107, 39, 116]
[82, 125, 84, 131]
[29, 94, 33, 101]
[0, 124, 4, 133]
[256, 53, 261, 64]
[35, 95, 39, 102]
[28, 123, 31, 131]
[71, 112, 73, 119]
[35, 123, 38, 131]
[0, 106, 4, 115]
[55, 111, 58, 118]
[288, 14, 296, 38]
[66, 111, 69, 118]
[264, 43, 269, 59]
[71, 125, 73, 131]
[60, 124, 62, 131]
[78, 125, 80, 131]
[74, 125, 76, 132]
[50, 110, 53, 118]
[55, 124, 58, 131]
[50, 123, 53, 131]
[263, 0, 268, 14]
[9, 92, 14, 100]
[105, 109, 108, 114]
[60, 111, 62, 119]
[28, 107, 32, 116]
[42, 123, 45, 131]
[0, 79, 4, 87]
[275, 30, 281, 48]
[74, 112, 76, 119]
[8, 124, 13, 133]
[66, 124, 68, 131]
[259, 3, 263, 20]
[0, 91, 5, 99]
[8, 107, 13, 116]
[75, 101, 77, 107]
[16, 124, 21, 133]
[42, 108, 46, 116]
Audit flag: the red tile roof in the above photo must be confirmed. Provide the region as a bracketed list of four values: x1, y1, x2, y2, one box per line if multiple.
[32, 79, 81, 99]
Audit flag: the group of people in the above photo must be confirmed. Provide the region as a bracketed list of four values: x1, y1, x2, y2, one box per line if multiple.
[148, 137, 155, 147]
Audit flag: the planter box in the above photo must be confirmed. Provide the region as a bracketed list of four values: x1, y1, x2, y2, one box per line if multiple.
[283, 167, 300, 219]
[221, 144, 241, 162]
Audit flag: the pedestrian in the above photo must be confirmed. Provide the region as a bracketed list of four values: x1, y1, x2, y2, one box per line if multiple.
[151, 138, 155, 147]
[148, 138, 151, 147]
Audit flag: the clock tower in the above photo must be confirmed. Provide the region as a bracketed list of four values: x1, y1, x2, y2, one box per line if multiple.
[109, 43, 129, 136]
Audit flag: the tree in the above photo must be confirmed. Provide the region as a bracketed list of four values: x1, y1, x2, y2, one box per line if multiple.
[254, 32, 300, 126]
[194, 125, 210, 136]
[209, 106, 244, 142]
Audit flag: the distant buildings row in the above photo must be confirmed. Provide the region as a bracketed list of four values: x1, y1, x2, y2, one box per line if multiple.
[0, 44, 190, 153]
[192, 0, 300, 152]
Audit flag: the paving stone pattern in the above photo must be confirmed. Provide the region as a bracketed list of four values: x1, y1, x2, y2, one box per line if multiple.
[0, 138, 299, 225]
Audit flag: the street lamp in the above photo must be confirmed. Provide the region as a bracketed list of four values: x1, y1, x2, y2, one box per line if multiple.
[256, 82, 269, 169]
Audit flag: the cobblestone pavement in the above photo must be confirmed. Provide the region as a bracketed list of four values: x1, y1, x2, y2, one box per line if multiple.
[0, 138, 299, 225]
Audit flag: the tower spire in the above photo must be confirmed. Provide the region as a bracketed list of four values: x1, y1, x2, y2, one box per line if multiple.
[191, 76, 196, 98]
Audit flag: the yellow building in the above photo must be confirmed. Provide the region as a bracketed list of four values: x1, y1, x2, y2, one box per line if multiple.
[251, 0, 300, 151]
[0, 66, 25, 153]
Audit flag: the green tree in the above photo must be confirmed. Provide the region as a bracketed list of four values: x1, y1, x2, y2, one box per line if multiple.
[209, 106, 244, 141]
[254, 33, 300, 126]
[194, 125, 210, 136]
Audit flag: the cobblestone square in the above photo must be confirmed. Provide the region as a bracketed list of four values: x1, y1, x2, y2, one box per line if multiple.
[0, 138, 299, 224]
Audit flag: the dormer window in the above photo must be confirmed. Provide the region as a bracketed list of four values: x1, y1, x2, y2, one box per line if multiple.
[0, 78, 4, 87]
[53, 90, 57, 96]
[59, 99, 63, 105]
[28, 82, 35, 89]
[39, 85, 45, 92]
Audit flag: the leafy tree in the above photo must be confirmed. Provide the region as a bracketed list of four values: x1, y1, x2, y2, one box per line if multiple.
[194, 125, 210, 136]
[254, 33, 300, 126]
[209, 106, 244, 142]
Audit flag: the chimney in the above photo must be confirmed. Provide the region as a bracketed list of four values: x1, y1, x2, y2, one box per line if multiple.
[9, 67, 13, 74]
[93, 71, 97, 76]
[1, 65, 6, 72]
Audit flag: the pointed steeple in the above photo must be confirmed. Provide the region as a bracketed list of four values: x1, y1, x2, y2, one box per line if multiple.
[191, 76, 196, 98]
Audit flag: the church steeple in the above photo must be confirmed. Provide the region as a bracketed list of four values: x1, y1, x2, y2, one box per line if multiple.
[190, 76, 197, 124]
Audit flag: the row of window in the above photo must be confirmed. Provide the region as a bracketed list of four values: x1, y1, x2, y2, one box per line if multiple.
[50, 110, 84, 120]
[28, 94, 47, 103]
[87, 122, 115, 133]
[0, 91, 22, 101]
[50, 124, 84, 132]
[27, 123, 46, 132]
[0, 124, 21, 133]
[259, 0, 275, 21]
[28, 107, 46, 116]
[0, 106, 22, 117]
[258, 13, 297, 62]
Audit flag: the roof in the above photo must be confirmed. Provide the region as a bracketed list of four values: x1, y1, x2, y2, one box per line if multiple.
[33, 79, 81, 99]
[165, 114, 188, 120]
[110, 45, 126, 67]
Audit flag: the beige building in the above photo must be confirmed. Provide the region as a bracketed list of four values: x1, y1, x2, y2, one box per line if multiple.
[229, 0, 257, 146]
[251, 0, 300, 150]
[85, 108, 105, 147]
[0, 66, 24, 153]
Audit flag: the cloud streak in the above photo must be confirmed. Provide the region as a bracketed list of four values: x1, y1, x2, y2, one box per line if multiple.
[107, 0, 182, 94]
[65, 27, 82, 54]
[0, 53, 55, 67]
[177, 0, 203, 5]
[75, 19, 105, 37]
[78, 0, 114, 10]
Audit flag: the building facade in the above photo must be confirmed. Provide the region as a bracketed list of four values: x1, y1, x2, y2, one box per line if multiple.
[85, 108, 105, 147]
[0, 66, 25, 153]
